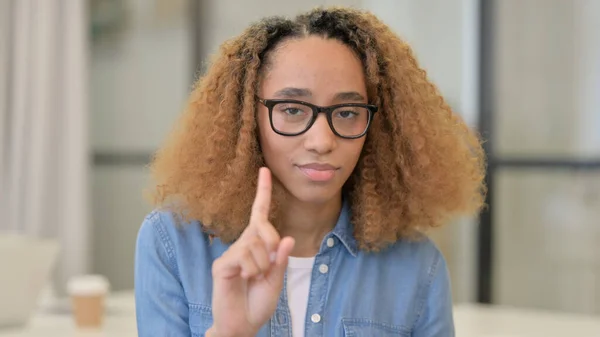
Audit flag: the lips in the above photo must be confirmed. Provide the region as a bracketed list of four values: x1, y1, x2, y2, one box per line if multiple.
[297, 163, 338, 182]
[298, 163, 337, 171]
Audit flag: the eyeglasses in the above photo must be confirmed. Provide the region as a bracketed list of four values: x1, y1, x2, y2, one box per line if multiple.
[257, 97, 378, 139]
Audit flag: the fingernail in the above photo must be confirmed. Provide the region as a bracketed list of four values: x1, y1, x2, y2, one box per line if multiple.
[270, 252, 276, 263]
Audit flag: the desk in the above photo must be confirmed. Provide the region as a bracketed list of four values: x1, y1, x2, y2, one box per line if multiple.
[0, 292, 136, 337]
[1, 292, 599, 336]
[455, 303, 600, 337]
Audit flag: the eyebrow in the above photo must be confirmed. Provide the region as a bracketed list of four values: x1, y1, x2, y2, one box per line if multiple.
[273, 87, 312, 98]
[272, 87, 366, 102]
[334, 91, 366, 102]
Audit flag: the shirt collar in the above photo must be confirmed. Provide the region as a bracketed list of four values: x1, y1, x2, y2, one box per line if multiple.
[330, 197, 358, 257]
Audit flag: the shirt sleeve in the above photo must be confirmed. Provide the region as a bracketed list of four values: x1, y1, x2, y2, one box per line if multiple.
[412, 249, 455, 337]
[135, 211, 191, 337]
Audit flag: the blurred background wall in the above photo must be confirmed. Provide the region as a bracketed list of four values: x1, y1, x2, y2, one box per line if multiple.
[1, 0, 90, 294]
[491, 0, 600, 313]
[90, 0, 192, 293]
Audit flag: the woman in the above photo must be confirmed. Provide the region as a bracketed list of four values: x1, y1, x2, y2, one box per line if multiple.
[135, 6, 485, 337]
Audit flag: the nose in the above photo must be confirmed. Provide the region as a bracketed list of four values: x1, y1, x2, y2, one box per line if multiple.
[303, 114, 336, 154]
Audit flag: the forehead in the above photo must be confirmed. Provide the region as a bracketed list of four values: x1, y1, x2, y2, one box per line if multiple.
[260, 36, 367, 99]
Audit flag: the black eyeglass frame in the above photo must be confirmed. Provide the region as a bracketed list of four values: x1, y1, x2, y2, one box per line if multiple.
[256, 97, 378, 139]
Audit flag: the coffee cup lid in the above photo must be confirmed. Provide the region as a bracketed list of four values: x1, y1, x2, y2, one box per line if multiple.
[67, 274, 110, 296]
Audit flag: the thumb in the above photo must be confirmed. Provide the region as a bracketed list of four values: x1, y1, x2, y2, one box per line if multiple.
[266, 237, 295, 285]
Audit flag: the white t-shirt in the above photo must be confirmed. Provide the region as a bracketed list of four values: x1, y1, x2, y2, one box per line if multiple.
[286, 256, 315, 337]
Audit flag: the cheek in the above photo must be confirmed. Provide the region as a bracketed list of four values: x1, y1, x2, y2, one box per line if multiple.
[257, 118, 288, 168]
[340, 140, 366, 175]
[257, 109, 275, 155]
[347, 139, 366, 161]
[259, 133, 279, 161]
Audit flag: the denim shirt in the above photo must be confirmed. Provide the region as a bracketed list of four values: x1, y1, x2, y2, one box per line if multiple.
[134, 201, 454, 337]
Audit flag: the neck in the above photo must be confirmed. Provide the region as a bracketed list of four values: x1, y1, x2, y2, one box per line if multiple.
[278, 194, 342, 258]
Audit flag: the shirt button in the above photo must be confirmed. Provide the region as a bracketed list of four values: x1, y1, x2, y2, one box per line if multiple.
[311, 313, 321, 323]
[326, 238, 335, 247]
[318, 264, 329, 274]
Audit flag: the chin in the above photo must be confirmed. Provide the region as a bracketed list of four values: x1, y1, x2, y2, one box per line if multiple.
[287, 184, 342, 205]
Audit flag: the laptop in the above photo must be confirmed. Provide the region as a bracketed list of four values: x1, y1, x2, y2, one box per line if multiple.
[0, 234, 59, 328]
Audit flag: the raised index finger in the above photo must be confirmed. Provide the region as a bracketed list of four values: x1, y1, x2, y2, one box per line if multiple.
[250, 167, 272, 223]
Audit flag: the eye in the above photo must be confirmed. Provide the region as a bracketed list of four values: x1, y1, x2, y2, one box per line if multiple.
[336, 109, 359, 119]
[284, 107, 303, 116]
[275, 103, 309, 117]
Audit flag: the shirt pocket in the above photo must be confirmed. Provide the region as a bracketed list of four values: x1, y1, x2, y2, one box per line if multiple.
[188, 303, 214, 337]
[342, 318, 411, 337]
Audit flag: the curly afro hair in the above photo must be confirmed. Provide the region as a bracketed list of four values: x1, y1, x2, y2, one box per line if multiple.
[148, 6, 486, 251]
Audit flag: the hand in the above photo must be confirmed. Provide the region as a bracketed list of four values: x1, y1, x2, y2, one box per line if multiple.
[208, 167, 295, 337]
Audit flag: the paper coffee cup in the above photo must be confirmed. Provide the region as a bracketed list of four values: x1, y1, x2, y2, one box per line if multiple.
[67, 275, 110, 328]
